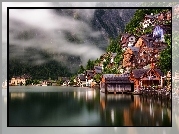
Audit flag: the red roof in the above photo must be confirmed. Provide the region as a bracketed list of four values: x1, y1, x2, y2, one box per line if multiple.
[132, 69, 163, 79]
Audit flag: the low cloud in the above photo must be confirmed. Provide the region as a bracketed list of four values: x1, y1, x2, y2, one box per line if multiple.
[8, 7, 105, 65]
[3, 2, 141, 80]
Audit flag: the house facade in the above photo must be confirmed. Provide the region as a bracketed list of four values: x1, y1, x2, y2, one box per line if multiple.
[85, 70, 94, 87]
[110, 53, 117, 63]
[130, 67, 163, 90]
[129, 34, 167, 69]
[94, 66, 102, 74]
[142, 14, 154, 28]
[77, 74, 86, 87]
[122, 46, 139, 71]
[141, 10, 171, 29]
[121, 33, 138, 50]
[10, 74, 31, 86]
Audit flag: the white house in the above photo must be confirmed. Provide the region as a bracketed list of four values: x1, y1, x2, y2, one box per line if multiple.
[110, 53, 117, 63]
[121, 34, 137, 49]
[141, 13, 155, 29]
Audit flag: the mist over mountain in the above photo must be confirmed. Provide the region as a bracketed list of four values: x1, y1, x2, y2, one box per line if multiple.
[92, 9, 137, 38]
[9, 8, 136, 79]
[52, 8, 136, 48]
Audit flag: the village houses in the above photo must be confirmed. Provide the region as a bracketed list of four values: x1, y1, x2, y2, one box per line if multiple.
[10, 74, 31, 86]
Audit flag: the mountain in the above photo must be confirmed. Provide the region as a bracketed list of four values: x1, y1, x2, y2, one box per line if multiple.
[9, 8, 136, 79]
[92, 9, 136, 39]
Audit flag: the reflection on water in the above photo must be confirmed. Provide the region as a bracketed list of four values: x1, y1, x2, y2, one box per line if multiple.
[73, 90, 97, 101]
[8, 86, 171, 126]
[100, 93, 171, 126]
[10, 93, 26, 99]
[2, 88, 179, 133]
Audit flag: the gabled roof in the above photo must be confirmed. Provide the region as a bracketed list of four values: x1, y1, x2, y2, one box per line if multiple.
[86, 70, 94, 78]
[145, 14, 154, 19]
[142, 68, 163, 79]
[140, 35, 154, 48]
[78, 74, 86, 81]
[129, 46, 139, 52]
[131, 68, 163, 79]
[154, 13, 160, 18]
[121, 33, 138, 47]
[128, 46, 139, 57]
[141, 34, 154, 40]
[132, 69, 147, 79]
[103, 74, 120, 78]
[105, 76, 133, 84]
[119, 73, 130, 77]
[155, 69, 164, 77]
[102, 74, 133, 83]
[94, 66, 102, 74]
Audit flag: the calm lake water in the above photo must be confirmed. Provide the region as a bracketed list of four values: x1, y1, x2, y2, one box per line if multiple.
[8, 86, 171, 126]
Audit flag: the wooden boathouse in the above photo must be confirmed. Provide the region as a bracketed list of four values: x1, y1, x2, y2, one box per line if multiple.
[100, 74, 134, 94]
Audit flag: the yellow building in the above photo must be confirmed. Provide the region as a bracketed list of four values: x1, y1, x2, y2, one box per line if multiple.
[10, 74, 31, 86]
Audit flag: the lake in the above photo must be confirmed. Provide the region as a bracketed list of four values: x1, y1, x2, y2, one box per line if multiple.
[8, 86, 171, 126]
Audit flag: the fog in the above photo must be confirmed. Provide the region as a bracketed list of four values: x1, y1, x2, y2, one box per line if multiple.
[9, 7, 105, 64]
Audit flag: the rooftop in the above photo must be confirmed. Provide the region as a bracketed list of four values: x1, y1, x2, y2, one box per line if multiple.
[132, 68, 163, 79]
